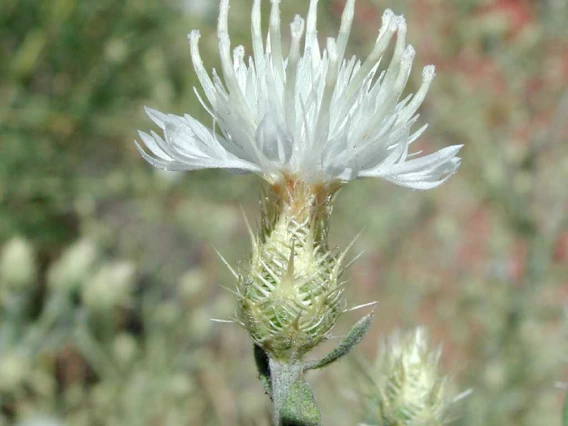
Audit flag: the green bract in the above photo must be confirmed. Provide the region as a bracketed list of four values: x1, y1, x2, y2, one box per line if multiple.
[237, 178, 346, 361]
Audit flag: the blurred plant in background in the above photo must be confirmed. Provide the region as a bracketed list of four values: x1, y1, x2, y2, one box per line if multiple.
[359, 327, 469, 426]
[1, 0, 567, 425]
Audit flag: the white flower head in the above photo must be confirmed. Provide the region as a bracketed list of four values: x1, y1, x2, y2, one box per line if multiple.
[136, 0, 462, 189]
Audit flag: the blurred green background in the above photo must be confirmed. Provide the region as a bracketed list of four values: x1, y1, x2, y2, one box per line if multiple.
[1, 0, 567, 425]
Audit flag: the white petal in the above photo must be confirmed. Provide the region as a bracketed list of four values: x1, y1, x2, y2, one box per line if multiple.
[137, 130, 174, 161]
[256, 112, 293, 165]
[144, 107, 170, 130]
[136, 0, 462, 189]
[372, 145, 463, 177]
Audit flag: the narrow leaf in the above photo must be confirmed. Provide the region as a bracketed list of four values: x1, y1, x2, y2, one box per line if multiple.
[304, 312, 374, 371]
[281, 378, 322, 426]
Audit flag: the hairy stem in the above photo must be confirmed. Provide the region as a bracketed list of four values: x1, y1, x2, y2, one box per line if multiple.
[269, 358, 303, 425]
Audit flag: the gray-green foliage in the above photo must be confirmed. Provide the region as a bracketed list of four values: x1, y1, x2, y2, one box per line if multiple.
[0, 235, 229, 426]
[564, 392, 568, 426]
[252, 313, 374, 425]
[1, 0, 207, 249]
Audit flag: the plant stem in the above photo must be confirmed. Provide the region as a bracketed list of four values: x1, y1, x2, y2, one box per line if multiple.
[269, 358, 303, 426]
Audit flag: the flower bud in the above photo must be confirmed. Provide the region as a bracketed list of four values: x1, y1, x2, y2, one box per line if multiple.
[113, 333, 138, 366]
[237, 177, 346, 361]
[178, 267, 206, 300]
[370, 328, 454, 426]
[0, 352, 30, 393]
[81, 260, 135, 311]
[0, 237, 36, 291]
[47, 239, 98, 292]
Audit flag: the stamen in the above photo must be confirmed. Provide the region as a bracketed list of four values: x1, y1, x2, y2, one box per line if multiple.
[304, 0, 321, 64]
[382, 15, 407, 87]
[233, 45, 245, 70]
[188, 31, 218, 109]
[286, 15, 305, 131]
[397, 65, 435, 124]
[251, 0, 264, 65]
[311, 38, 338, 163]
[393, 45, 415, 96]
[359, 26, 414, 141]
[269, 0, 285, 81]
[289, 15, 305, 58]
[216, 0, 256, 136]
[342, 10, 396, 111]
[218, 33, 238, 92]
[325, 38, 339, 87]
[335, 0, 356, 68]
[363, 10, 397, 72]
[218, 0, 230, 37]
[217, 0, 241, 92]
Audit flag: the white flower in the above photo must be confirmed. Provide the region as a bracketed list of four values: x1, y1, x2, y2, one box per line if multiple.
[136, 0, 462, 189]
[369, 328, 456, 425]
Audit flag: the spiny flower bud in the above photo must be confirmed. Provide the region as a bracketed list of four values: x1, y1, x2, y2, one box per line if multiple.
[0, 352, 30, 393]
[0, 237, 36, 291]
[236, 176, 347, 361]
[47, 239, 98, 292]
[370, 328, 454, 426]
[81, 260, 135, 311]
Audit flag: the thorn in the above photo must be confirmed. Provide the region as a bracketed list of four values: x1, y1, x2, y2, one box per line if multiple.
[453, 389, 473, 403]
[259, 257, 281, 284]
[343, 300, 378, 314]
[323, 332, 342, 341]
[343, 250, 364, 270]
[282, 240, 295, 287]
[338, 228, 365, 266]
[306, 226, 315, 252]
[211, 318, 235, 324]
[239, 204, 257, 247]
[213, 247, 239, 279]
[218, 283, 242, 298]
[291, 310, 303, 331]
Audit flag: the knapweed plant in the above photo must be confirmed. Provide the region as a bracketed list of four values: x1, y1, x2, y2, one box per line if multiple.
[136, 0, 462, 424]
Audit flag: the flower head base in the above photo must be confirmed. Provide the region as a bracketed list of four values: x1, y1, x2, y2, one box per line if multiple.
[367, 328, 454, 426]
[236, 179, 346, 361]
[137, 0, 462, 189]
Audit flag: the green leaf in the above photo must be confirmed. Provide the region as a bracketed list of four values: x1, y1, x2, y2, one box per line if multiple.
[280, 378, 322, 426]
[303, 312, 374, 371]
[253, 343, 272, 396]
